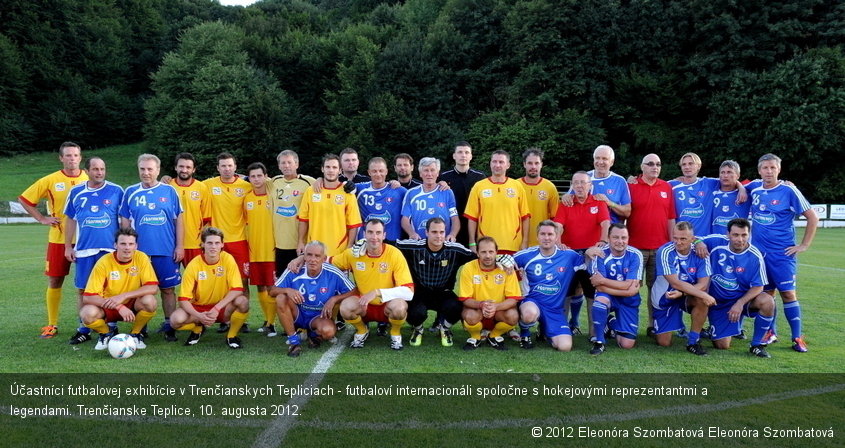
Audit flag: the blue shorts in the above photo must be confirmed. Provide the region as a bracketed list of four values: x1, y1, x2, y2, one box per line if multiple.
[523, 297, 571, 338]
[652, 294, 691, 335]
[762, 252, 796, 292]
[708, 300, 759, 340]
[74, 251, 109, 289]
[293, 307, 320, 331]
[596, 292, 641, 338]
[150, 255, 181, 289]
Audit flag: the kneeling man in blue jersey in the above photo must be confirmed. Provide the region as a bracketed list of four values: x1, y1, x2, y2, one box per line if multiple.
[272, 240, 356, 357]
[701, 218, 776, 358]
[588, 223, 644, 355]
[514, 220, 583, 351]
[652, 221, 716, 356]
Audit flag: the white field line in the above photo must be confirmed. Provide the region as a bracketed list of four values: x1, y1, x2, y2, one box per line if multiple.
[250, 328, 352, 448]
[799, 263, 845, 272]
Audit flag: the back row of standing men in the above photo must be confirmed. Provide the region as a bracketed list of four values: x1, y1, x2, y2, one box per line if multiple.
[20, 141, 816, 355]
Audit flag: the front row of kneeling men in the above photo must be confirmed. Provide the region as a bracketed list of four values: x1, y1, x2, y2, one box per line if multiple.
[81, 216, 776, 358]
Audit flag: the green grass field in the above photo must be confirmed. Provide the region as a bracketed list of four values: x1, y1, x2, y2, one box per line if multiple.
[2, 146, 843, 447]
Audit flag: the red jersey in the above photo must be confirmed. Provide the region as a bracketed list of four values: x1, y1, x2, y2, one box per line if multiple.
[627, 176, 676, 250]
[553, 196, 610, 250]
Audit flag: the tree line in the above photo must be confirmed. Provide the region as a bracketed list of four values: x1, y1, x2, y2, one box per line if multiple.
[2, 0, 844, 200]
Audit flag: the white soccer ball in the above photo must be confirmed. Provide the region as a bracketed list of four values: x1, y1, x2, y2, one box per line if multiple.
[107, 333, 137, 359]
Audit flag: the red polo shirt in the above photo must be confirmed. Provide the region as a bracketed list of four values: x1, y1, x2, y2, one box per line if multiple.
[553, 196, 610, 250]
[628, 176, 676, 250]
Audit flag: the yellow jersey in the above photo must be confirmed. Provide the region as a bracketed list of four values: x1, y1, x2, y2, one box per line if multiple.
[464, 177, 531, 252]
[244, 190, 275, 262]
[178, 251, 244, 306]
[333, 244, 413, 305]
[457, 260, 522, 303]
[169, 178, 211, 250]
[518, 177, 560, 247]
[83, 251, 158, 301]
[297, 184, 362, 256]
[270, 174, 315, 250]
[203, 176, 252, 242]
[19, 169, 89, 244]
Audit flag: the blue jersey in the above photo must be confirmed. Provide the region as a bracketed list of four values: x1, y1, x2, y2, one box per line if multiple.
[120, 182, 183, 256]
[705, 240, 767, 303]
[514, 247, 583, 308]
[355, 182, 406, 241]
[749, 181, 811, 254]
[669, 177, 719, 236]
[401, 185, 459, 237]
[655, 242, 711, 285]
[64, 181, 124, 257]
[275, 263, 354, 317]
[708, 189, 751, 235]
[581, 170, 631, 223]
[591, 246, 644, 293]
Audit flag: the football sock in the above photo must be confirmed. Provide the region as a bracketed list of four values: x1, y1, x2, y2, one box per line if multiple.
[227, 311, 248, 338]
[752, 314, 774, 346]
[46, 287, 62, 326]
[687, 331, 700, 345]
[464, 321, 482, 340]
[347, 316, 368, 334]
[591, 301, 609, 344]
[78, 317, 90, 334]
[177, 323, 197, 333]
[518, 320, 535, 337]
[783, 301, 802, 339]
[569, 294, 584, 327]
[389, 318, 405, 337]
[287, 333, 301, 346]
[86, 319, 110, 334]
[490, 321, 514, 339]
[131, 310, 155, 335]
[258, 290, 276, 326]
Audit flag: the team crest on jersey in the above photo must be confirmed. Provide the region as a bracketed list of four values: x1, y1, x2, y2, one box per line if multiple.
[441, 260, 449, 267]
[320, 287, 328, 294]
[307, 294, 316, 302]
[725, 265, 734, 274]
[103, 199, 112, 205]
[759, 204, 767, 211]
[494, 273, 504, 284]
[505, 188, 516, 198]
[438, 202, 445, 208]
[312, 193, 321, 202]
[607, 189, 614, 194]
[472, 275, 482, 284]
[234, 188, 245, 197]
[736, 267, 745, 273]
[590, 206, 598, 214]
[538, 190, 548, 200]
[191, 191, 200, 201]
[379, 262, 388, 274]
[375, 203, 383, 211]
[292, 190, 300, 197]
[688, 267, 696, 274]
[660, 192, 668, 198]
[722, 206, 730, 212]
[212, 187, 222, 195]
[545, 273, 554, 281]
[246, 202, 254, 210]
[91, 206, 99, 212]
[198, 271, 208, 281]
[148, 203, 156, 210]
[558, 267, 566, 272]
[688, 198, 695, 204]
[334, 195, 344, 205]
[215, 266, 225, 277]
[386, 197, 393, 203]
[482, 189, 493, 198]
[771, 200, 780, 205]
[356, 262, 366, 271]
[159, 197, 168, 203]
[109, 270, 121, 280]
[55, 182, 66, 191]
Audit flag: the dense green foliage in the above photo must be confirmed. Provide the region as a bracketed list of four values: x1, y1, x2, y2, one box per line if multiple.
[2, 0, 844, 199]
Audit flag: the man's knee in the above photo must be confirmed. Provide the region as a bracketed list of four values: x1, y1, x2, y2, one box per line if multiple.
[551, 335, 572, 352]
[519, 303, 539, 323]
[233, 295, 249, 312]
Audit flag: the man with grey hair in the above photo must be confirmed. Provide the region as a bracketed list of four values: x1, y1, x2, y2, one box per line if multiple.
[120, 153, 184, 342]
[708, 160, 751, 235]
[401, 157, 460, 241]
[746, 153, 817, 352]
[563, 145, 631, 223]
[627, 153, 676, 337]
[271, 150, 315, 275]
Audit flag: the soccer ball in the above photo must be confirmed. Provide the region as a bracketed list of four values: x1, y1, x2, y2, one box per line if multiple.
[107, 333, 137, 359]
